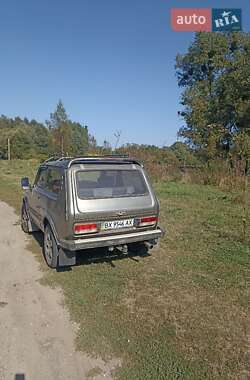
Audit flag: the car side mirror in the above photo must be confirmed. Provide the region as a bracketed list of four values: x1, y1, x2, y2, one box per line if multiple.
[21, 177, 30, 190]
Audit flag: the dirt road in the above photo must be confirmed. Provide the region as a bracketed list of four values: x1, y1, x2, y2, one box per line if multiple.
[0, 201, 117, 380]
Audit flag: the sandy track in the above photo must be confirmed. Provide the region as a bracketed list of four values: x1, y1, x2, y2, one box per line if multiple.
[0, 201, 117, 380]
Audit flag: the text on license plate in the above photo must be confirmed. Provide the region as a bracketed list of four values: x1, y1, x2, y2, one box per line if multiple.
[102, 219, 134, 230]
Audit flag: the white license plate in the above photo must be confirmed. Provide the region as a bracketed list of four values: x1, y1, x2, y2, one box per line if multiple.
[102, 219, 134, 230]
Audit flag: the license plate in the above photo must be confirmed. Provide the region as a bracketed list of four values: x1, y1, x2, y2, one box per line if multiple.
[102, 218, 134, 230]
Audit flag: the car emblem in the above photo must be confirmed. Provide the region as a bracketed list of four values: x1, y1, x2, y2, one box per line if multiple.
[116, 211, 126, 216]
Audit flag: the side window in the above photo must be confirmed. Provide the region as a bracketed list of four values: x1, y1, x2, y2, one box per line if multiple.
[47, 168, 63, 194]
[35, 168, 48, 189]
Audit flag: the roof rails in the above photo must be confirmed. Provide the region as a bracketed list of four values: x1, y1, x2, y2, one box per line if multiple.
[42, 156, 73, 164]
[42, 156, 59, 164]
[41, 154, 142, 168]
[43, 154, 129, 163]
[100, 154, 130, 158]
[71, 154, 130, 159]
[67, 156, 142, 168]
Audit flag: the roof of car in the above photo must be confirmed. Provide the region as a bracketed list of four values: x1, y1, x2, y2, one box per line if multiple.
[40, 156, 143, 169]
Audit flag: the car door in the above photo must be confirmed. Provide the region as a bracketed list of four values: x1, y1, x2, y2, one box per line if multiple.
[29, 166, 48, 229]
[45, 167, 65, 235]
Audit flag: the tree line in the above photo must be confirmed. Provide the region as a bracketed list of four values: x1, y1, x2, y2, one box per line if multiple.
[0, 100, 92, 160]
[0, 100, 198, 168]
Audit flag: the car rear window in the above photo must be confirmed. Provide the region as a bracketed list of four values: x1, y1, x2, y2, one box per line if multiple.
[76, 170, 148, 199]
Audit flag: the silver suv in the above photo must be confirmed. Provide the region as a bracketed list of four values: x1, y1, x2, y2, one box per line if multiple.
[21, 156, 164, 268]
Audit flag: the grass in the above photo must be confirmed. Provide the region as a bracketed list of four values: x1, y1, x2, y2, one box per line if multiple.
[0, 160, 250, 379]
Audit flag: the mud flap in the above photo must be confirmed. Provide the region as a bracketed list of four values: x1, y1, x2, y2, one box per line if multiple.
[58, 247, 76, 267]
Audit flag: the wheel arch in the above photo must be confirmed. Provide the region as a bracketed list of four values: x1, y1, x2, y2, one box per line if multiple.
[22, 197, 29, 211]
[43, 216, 60, 246]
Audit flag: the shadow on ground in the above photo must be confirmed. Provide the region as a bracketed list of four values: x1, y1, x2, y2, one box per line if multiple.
[31, 231, 150, 271]
[15, 374, 25, 380]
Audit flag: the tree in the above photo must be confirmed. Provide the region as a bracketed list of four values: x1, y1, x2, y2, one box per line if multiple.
[170, 141, 199, 165]
[48, 99, 68, 129]
[11, 128, 33, 159]
[88, 133, 97, 149]
[47, 100, 71, 155]
[70, 122, 88, 156]
[47, 100, 90, 156]
[176, 32, 250, 170]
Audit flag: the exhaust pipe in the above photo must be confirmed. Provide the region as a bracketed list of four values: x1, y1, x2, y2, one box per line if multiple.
[145, 239, 158, 250]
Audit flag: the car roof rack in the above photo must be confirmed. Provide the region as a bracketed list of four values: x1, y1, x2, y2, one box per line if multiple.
[67, 155, 142, 168]
[42, 156, 73, 164]
[41, 154, 142, 168]
[67, 156, 142, 168]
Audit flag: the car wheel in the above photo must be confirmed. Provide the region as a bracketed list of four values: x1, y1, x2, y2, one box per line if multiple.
[44, 225, 58, 268]
[21, 203, 29, 233]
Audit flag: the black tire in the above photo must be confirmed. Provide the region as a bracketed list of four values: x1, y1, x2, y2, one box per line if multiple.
[21, 203, 29, 233]
[43, 224, 59, 268]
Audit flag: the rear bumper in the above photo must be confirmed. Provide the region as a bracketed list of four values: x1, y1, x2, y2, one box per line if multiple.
[60, 227, 165, 251]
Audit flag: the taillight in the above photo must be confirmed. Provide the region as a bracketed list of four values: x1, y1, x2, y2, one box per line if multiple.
[138, 216, 158, 227]
[74, 223, 98, 235]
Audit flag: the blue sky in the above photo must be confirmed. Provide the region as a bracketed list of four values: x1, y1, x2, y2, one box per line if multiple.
[0, 1, 249, 147]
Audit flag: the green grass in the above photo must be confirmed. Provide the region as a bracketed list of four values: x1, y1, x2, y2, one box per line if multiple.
[0, 160, 250, 379]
